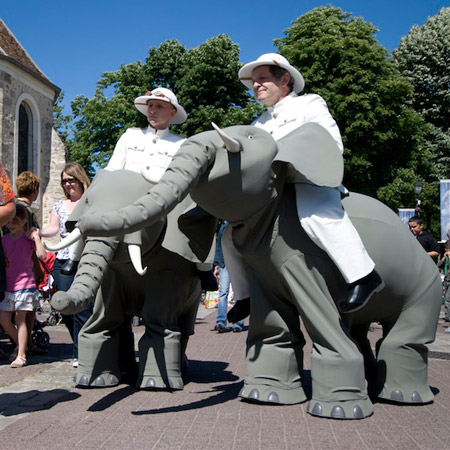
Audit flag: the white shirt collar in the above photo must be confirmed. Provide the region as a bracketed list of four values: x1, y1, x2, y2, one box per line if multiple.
[266, 91, 298, 115]
[145, 126, 170, 139]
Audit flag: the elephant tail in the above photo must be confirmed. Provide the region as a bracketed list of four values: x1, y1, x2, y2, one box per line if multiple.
[51, 237, 119, 314]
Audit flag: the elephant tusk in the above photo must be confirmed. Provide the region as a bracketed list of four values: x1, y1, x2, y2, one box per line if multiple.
[44, 228, 83, 251]
[128, 244, 147, 276]
[211, 122, 241, 153]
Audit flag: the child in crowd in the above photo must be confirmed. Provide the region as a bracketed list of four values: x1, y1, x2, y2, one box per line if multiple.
[0, 204, 46, 367]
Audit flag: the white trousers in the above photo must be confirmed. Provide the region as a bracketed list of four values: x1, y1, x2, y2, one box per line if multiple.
[295, 184, 374, 283]
[222, 184, 376, 296]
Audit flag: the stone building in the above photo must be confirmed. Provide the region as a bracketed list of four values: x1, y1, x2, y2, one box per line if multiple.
[0, 18, 66, 227]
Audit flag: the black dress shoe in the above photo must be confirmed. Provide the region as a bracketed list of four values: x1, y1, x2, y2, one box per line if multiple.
[198, 270, 218, 291]
[60, 259, 79, 276]
[338, 270, 385, 313]
[227, 297, 250, 323]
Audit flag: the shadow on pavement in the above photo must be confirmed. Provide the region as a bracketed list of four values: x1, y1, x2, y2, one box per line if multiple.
[88, 385, 138, 412]
[0, 389, 80, 416]
[132, 380, 244, 415]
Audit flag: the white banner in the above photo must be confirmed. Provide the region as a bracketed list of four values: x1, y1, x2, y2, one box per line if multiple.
[441, 180, 450, 241]
[398, 208, 416, 228]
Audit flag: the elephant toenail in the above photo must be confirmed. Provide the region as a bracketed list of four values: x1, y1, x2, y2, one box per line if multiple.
[168, 379, 183, 390]
[331, 406, 346, 419]
[353, 405, 364, 418]
[107, 374, 119, 385]
[390, 390, 404, 402]
[311, 403, 323, 416]
[145, 378, 156, 388]
[410, 391, 422, 403]
[94, 376, 106, 386]
[78, 375, 89, 386]
[267, 392, 280, 403]
[248, 389, 259, 400]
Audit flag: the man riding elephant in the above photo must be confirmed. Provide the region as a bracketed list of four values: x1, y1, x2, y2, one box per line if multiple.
[228, 53, 383, 324]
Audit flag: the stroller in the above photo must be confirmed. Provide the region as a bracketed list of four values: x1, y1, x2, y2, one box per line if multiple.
[31, 251, 60, 348]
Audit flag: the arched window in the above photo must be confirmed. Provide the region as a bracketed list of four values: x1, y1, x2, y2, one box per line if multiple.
[14, 94, 41, 183]
[18, 102, 33, 173]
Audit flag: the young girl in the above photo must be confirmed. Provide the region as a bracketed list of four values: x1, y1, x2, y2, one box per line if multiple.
[0, 203, 46, 368]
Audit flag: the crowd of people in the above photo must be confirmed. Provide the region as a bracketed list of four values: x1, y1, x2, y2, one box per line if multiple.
[0, 52, 449, 367]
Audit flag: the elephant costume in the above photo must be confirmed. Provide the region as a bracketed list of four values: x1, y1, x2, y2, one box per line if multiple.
[49, 169, 216, 389]
[71, 124, 441, 419]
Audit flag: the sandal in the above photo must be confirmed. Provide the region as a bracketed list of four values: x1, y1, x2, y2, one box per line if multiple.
[10, 355, 27, 368]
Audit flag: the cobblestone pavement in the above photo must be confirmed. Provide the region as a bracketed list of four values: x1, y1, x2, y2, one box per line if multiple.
[0, 305, 450, 449]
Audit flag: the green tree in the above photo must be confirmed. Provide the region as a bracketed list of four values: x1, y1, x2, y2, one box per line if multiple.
[393, 7, 450, 179]
[274, 6, 434, 206]
[67, 35, 260, 174]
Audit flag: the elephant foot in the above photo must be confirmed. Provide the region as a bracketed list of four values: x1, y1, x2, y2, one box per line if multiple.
[140, 375, 184, 391]
[377, 387, 434, 405]
[239, 383, 307, 405]
[307, 397, 373, 420]
[74, 372, 120, 388]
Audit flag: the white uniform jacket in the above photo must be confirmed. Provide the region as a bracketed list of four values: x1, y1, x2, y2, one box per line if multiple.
[252, 92, 344, 153]
[250, 91, 374, 283]
[106, 126, 185, 182]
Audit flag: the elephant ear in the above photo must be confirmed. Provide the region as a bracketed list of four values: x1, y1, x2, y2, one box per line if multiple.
[274, 122, 344, 188]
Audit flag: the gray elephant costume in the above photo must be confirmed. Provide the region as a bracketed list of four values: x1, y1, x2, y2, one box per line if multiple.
[50, 169, 216, 389]
[72, 124, 441, 419]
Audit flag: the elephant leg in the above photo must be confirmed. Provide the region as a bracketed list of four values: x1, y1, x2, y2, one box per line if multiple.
[348, 322, 378, 394]
[139, 251, 200, 391]
[282, 255, 373, 419]
[374, 274, 442, 404]
[240, 278, 307, 405]
[74, 272, 133, 388]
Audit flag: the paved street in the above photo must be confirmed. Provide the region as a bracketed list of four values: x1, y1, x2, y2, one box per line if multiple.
[1, 304, 450, 450]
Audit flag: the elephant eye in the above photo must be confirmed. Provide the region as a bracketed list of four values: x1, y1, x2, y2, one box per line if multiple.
[248, 134, 254, 140]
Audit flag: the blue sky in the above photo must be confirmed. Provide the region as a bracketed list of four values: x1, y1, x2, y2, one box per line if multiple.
[2, 0, 448, 114]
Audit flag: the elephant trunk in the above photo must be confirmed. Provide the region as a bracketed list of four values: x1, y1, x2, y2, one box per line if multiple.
[75, 135, 216, 237]
[51, 237, 119, 314]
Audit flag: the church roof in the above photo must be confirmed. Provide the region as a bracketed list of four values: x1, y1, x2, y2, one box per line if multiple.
[0, 18, 60, 100]
[0, 18, 49, 79]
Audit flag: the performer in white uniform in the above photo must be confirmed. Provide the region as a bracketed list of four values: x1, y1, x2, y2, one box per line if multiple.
[106, 87, 216, 289]
[228, 53, 383, 319]
[106, 87, 187, 176]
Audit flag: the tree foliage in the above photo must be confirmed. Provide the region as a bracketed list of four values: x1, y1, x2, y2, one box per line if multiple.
[393, 7, 450, 179]
[59, 7, 444, 231]
[67, 35, 261, 174]
[274, 6, 434, 204]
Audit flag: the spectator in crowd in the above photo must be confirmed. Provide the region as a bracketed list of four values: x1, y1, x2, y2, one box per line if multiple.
[0, 204, 46, 367]
[15, 171, 40, 228]
[408, 216, 440, 260]
[0, 162, 16, 361]
[15, 171, 48, 355]
[439, 224, 450, 331]
[213, 221, 244, 333]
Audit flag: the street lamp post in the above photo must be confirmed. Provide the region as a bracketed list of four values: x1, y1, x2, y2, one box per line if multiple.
[414, 181, 422, 216]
